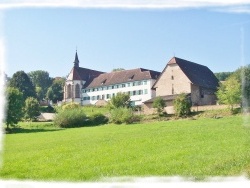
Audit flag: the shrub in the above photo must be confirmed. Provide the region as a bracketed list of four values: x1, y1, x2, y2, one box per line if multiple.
[152, 96, 166, 116]
[88, 113, 109, 126]
[53, 108, 87, 128]
[62, 102, 81, 110]
[173, 93, 191, 117]
[109, 107, 140, 124]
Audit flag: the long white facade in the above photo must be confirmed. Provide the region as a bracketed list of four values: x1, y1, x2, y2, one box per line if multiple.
[81, 79, 156, 106]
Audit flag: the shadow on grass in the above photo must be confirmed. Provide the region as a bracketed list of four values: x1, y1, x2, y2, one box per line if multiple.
[4, 127, 63, 134]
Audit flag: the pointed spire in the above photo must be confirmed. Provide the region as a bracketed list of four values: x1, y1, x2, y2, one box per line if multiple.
[74, 50, 79, 68]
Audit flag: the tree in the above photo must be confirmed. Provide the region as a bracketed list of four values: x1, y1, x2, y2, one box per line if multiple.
[112, 68, 125, 72]
[173, 93, 191, 117]
[108, 92, 131, 109]
[28, 70, 53, 100]
[46, 78, 65, 103]
[152, 96, 166, 116]
[214, 72, 233, 81]
[9, 71, 36, 100]
[233, 65, 250, 110]
[24, 97, 40, 121]
[5, 87, 24, 129]
[216, 74, 241, 111]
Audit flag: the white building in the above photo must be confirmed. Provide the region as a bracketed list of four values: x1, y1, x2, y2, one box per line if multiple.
[64, 52, 160, 106]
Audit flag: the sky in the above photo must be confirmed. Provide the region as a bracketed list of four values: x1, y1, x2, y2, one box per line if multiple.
[1, 0, 250, 78]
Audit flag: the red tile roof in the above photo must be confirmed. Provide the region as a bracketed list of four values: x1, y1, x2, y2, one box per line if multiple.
[86, 68, 160, 88]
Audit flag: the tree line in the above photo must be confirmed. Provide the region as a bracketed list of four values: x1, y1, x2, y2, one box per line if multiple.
[5, 70, 65, 128]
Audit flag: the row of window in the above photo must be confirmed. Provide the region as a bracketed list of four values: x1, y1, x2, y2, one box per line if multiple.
[82, 89, 148, 101]
[83, 80, 148, 93]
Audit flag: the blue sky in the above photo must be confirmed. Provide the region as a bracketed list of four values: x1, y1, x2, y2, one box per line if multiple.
[2, 1, 250, 78]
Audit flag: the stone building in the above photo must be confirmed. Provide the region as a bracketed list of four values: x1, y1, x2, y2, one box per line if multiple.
[143, 57, 219, 114]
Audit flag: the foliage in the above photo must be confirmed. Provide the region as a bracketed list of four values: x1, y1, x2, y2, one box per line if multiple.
[28, 70, 53, 100]
[109, 107, 140, 124]
[24, 97, 41, 121]
[173, 93, 191, 117]
[53, 108, 87, 128]
[216, 74, 241, 111]
[61, 102, 81, 110]
[108, 92, 131, 109]
[9, 71, 36, 100]
[233, 65, 250, 109]
[1, 116, 249, 181]
[152, 96, 166, 116]
[40, 105, 55, 113]
[214, 72, 233, 81]
[112, 68, 125, 72]
[46, 78, 65, 103]
[5, 87, 24, 128]
[87, 113, 109, 126]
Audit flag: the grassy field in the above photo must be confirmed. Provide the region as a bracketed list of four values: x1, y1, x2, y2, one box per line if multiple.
[0, 115, 250, 181]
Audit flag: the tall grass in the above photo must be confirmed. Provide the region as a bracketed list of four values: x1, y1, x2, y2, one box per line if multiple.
[0, 116, 249, 181]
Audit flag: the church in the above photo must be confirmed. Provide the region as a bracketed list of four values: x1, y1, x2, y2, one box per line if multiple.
[63, 51, 161, 106]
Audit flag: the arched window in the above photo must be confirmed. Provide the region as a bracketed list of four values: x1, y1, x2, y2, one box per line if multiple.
[67, 84, 72, 98]
[75, 84, 80, 98]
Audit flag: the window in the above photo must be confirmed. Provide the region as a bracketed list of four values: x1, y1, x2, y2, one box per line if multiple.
[137, 81, 142, 85]
[172, 84, 174, 95]
[133, 82, 136, 86]
[92, 96, 96, 100]
[97, 95, 100, 100]
[144, 89, 148, 94]
[127, 83, 130, 87]
[102, 95, 105, 100]
[133, 91, 136, 95]
[75, 84, 80, 98]
[122, 84, 126, 88]
[67, 84, 72, 98]
[138, 90, 143, 95]
[106, 94, 110, 99]
[144, 81, 147, 85]
[112, 86, 114, 89]
[171, 76, 174, 80]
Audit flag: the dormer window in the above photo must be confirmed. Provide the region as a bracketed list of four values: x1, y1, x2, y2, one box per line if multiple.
[128, 75, 134, 80]
[101, 79, 107, 85]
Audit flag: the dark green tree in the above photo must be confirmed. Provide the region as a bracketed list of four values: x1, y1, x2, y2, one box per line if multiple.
[9, 71, 36, 100]
[24, 97, 41, 121]
[46, 78, 65, 103]
[214, 72, 233, 81]
[152, 96, 166, 116]
[108, 92, 131, 109]
[28, 70, 53, 100]
[5, 87, 24, 129]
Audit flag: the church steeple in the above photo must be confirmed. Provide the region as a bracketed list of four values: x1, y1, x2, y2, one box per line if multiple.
[73, 50, 79, 68]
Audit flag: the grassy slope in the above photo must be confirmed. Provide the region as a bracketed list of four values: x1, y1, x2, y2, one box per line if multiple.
[0, 116, 250, 181]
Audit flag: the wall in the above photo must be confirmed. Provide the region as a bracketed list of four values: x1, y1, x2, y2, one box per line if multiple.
[154, 64, 191, 96]
[82, 79, 157, 106]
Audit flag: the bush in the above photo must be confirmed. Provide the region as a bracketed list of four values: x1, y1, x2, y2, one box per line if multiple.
[88, 113, 109, 126]
[173, 93, 191, 117]
[62, 102, 81, 110]
[109, 108, 140, 124]
[53, 108, 87, 128]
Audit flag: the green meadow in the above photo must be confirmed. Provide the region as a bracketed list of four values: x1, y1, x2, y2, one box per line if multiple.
[0, 115, 250, 181]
